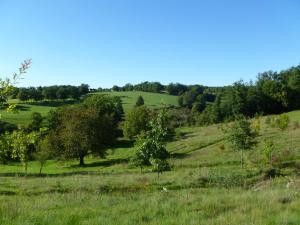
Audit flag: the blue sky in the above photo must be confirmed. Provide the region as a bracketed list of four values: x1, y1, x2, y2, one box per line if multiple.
[0, 0, 300, 88]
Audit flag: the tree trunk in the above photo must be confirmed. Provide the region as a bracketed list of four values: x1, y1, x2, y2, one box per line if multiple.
[39, 163, 44, 175]
[79, 156, 85, 166]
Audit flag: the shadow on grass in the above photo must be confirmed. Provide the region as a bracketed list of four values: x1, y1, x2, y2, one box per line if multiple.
[0, 171, 112, 178]
[25, 100, 78, 107]
[170, 152, 189, 159]
[113, 139, 135, 149]
[70, 158, 129, 168]
[15, 105, 30, 111]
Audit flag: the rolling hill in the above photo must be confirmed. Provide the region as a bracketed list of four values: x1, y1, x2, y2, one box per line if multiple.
[0, 91, 178, 126]
[0, 110, 300, 224]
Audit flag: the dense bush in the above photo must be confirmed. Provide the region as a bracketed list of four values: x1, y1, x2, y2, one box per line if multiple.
[123, 106, 151, 139]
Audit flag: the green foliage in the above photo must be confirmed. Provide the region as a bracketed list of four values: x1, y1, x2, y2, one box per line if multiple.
[150, 158, 170, 176]
[15, 84, 89, 101]
[262, 139, 276, 166]
[0, 121, 17, 134]
[274, 114, 290, 131]
[27, 112, 44, 131]
[225, 115, 258, 168]
[46, 94, 123, 165]
[0, 59, 31, 112]
[135, 95, 144, 107]
[132, 110, 171, 173]
[83, 94, 124, 126]
[10, 129, 40, 173]
[52, 107, 116, 165]
[123, 106, 151, 139]
[0, 132, 12, 164]
[34, 136, 53, 174]
[46, 109, 60, 130]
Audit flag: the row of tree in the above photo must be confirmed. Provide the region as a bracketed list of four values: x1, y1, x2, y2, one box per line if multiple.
[97, 81, 205, 95]
[10, 84, 90, 101]
[177, 64, 300, 126]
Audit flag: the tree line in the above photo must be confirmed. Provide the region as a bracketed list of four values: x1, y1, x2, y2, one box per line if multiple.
[10, 84, 90, 101]
[177, 64, 300, 126]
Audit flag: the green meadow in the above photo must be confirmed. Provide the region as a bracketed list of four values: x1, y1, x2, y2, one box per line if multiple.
[0, 91, 178, 126]
[99, 91, 179, 112]
[0, 110, 300, 224]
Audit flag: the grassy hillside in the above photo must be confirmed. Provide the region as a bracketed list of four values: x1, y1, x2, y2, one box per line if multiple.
[0, 92, 178, 126]
[0, 111, 300, 224]
[99, 91, 178, 112]
[0, 103, 55, 126]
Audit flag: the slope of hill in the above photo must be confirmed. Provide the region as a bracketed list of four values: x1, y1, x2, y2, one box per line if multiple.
[98, 91, 178, 112]
[0, 92, 178, 126]
[0, 111, 299, 224]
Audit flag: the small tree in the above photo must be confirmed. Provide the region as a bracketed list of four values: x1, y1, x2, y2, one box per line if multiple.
[150, 158, 170, 177]
[132, 110, 171, 174]
[34, 136, 52, 175]
[275, 114, 290, 131]
[262, 139, 276, 166]
[0, 59, 31, 112]
[135, 96, 144, 107]
[225, 115, 258, 168]
[10, 130, 39, 174]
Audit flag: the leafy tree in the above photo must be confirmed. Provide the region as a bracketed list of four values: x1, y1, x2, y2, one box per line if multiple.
[46, 109, 61, 130]
[17, 88, 30, 101]
[56, 87, 68, 100]
[10, 130, 40, 174]
[135, 95, 144, 107]
[192, 94, 206, 113]
[27, 112, 43, 131]
[50, 102, 119, 165]
[150, 158, 170, 177]
[123, 83, 134, 91]
[132, 110, 171, 174]
[123, 106, 151, 139]
[166, 83, 187, 95]
[83, 94, 124, 127]
[225, 115, 258, 168]
[133, 132, 169, 173]
[34, 136, 53, 175]
[112, 85, 121, 91]
[78, 84, 90, 96]
[262, 139, 276, 166]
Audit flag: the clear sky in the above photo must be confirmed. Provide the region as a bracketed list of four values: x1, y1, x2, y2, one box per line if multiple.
[0, 0, 300, 88]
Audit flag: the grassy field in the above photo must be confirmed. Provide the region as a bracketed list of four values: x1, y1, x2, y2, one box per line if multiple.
[99, 91, 178, 112]
[0, 111, 300, 224]
[0, 91, 178, 126]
